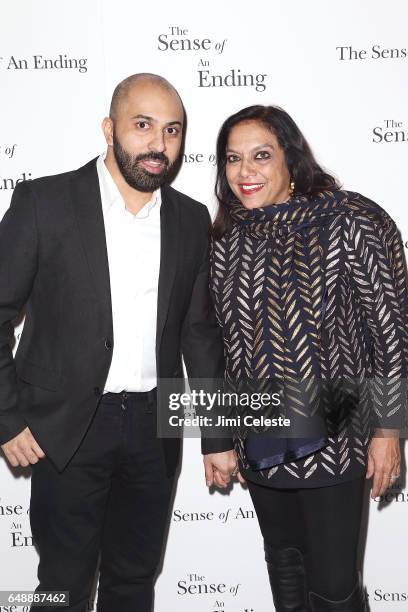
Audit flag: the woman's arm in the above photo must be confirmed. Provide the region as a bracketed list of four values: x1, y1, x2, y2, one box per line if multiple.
[347, 200, 408, 431]
[347, 197, 408, 496]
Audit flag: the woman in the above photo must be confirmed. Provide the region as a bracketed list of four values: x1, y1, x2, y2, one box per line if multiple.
[206, 105, 406, 611]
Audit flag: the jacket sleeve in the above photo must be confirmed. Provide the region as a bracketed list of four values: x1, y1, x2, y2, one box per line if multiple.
[347, 204, 408, 433]
[181, 205, 234, 454]
[0, 181, 39, 444]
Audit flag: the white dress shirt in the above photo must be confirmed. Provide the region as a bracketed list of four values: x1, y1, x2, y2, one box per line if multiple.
[96, 153, 161, 392]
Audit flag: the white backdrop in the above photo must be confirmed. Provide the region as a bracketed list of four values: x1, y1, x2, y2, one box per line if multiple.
[0, 1, 407, 610]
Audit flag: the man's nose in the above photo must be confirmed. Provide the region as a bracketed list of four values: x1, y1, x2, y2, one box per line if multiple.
[148, 130, 166, 153]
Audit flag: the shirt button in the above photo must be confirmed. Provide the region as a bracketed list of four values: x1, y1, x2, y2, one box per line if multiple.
[104, 338, 112, 350]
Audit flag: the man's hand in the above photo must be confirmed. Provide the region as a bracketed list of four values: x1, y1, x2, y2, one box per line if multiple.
[366, 433, 401, 499]
[203, 450, 245, 488]
[1, 427, 45, 467]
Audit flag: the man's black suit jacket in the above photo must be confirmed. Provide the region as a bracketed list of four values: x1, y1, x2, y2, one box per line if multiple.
[0, 158, 232, 475]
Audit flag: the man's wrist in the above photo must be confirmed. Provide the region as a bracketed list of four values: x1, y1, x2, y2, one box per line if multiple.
[201, 437, 234, 455]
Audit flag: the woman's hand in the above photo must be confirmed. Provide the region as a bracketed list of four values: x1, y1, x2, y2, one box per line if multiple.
[203, 450, 246, 488]
[366, 432, 401, 498]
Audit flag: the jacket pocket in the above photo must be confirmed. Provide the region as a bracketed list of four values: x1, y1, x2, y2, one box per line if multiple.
[16, 358, 60, 392]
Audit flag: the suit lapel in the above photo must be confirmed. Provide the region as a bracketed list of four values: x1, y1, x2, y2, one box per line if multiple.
[69, 158, 113, 331]
[69, 160, 179, 355]
[156, 184, 180, 355]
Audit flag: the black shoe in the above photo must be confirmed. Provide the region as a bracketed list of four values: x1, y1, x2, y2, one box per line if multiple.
[309, 577, 368, 611]
[264, 543, 309, 611]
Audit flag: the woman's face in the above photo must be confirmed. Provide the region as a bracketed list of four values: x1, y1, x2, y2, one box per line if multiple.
[225, 120, 291, 209]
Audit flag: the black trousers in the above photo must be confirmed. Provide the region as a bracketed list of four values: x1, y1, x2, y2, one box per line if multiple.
[247, 476, 366, 600]
[29, 390, 174, 612]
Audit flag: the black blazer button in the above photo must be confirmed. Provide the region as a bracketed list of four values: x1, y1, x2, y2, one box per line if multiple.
[94, 387, 101, 396]
[104, 338, 112, 350]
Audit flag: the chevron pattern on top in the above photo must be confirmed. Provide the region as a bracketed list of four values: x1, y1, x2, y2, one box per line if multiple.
[210, 190, 408, 487]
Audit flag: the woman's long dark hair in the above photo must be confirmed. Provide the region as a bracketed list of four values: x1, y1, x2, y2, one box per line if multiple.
[213, 105, 340, 238]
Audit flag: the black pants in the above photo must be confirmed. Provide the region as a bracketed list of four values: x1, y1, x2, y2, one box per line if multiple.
[247, 476, 366, 600]
[29, 390, 174, 612]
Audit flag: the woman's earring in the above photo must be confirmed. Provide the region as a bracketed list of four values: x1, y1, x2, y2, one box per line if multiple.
[289, 180, 295, 196]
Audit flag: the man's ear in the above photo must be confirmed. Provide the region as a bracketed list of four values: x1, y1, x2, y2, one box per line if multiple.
[102, 117, 114, 146]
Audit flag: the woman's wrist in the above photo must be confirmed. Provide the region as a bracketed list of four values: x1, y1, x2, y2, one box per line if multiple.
[373, 428, 400, 438]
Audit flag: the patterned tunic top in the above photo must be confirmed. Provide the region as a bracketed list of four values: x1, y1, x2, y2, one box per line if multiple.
[210, 190, 408, 488]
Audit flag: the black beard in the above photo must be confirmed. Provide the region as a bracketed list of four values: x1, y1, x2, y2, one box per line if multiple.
[112, 132, 171, 192]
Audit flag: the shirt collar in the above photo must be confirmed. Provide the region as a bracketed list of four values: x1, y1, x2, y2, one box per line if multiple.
[96, 152, 161, 218]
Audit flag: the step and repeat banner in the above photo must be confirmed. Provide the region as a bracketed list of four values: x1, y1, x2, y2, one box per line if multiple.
[0, 1, 407, 610]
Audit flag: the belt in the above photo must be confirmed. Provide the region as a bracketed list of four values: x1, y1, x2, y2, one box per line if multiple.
[100, 388, 157, 407]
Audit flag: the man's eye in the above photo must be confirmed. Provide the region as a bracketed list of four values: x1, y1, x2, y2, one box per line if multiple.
[166, 127, 179, 135]
[226, 155, 240, 163]
[136, 121, 149, 129]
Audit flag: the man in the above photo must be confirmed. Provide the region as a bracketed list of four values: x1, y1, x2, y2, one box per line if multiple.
[0, 73, 235, 612]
